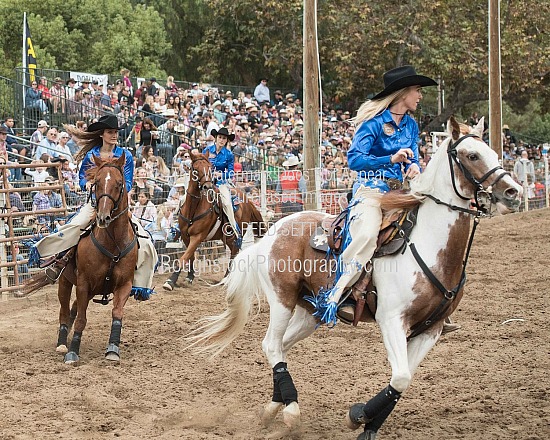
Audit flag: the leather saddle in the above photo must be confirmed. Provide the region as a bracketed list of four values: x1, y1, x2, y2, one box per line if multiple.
[310, 208, 416, 258]
[310, 207, 419, 326]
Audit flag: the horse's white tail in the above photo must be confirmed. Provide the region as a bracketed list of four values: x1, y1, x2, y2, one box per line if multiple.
[186, 244, 263, 357]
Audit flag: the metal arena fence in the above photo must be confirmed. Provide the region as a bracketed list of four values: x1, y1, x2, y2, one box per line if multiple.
[2, 158, 549, 297]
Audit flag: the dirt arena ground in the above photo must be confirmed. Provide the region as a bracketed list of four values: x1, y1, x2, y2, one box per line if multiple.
[1, 209, 549, 440]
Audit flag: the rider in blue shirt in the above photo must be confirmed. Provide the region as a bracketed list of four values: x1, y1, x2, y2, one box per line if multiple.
[308, 66, 451, 330]
[202, 127, 241, 243]
[31, 115, 156, 298]
[348, 109, 420, 192]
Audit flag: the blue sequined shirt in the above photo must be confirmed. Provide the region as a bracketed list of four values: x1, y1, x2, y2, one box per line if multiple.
[347, 109, 420, 192]
[202, 144, 235, 182]
[79, 145, 135, 192]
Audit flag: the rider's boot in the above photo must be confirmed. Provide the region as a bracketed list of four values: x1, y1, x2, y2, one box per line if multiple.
[441, 317, 461, 335]
[44, 249, 74, 283]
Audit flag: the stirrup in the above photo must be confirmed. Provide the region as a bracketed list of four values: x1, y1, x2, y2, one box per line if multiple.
[45, 264, 64, 283]
[337, 305, 355, 325]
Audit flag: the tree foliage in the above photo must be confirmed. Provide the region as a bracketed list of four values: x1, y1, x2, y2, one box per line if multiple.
[0, 0, 171, 77]
[0, 0, 548, 130]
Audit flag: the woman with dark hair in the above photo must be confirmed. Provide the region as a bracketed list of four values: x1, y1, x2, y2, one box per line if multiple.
[139, 118, 157, 156]
[30, 115, 157, 296]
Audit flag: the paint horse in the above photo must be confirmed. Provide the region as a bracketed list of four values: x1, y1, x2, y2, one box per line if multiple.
[162, 151, 265, 290]
[188, 118, 522, 439]
[27, 155, 139, 364]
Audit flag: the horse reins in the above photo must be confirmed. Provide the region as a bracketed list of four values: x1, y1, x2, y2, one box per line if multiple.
[405, 134, 510, 339]
[88, 162, 137, 304]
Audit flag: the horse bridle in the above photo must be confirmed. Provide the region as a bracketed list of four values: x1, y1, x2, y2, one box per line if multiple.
[406, 134, 512, 339]
[187, 158, 215, 200]
[90, 164, 128, 221]
[446, 134, 511, 214]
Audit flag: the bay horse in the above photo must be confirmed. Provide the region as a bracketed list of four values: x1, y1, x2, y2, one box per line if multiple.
[55, 155, 138, 364]
[187, 118, 522, 439]
[162, 151, 265, 291]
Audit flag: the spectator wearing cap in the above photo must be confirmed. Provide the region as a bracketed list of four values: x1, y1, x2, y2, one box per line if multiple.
[50, 77, 66, 114]
[277, 155, 306, 214]
[79, 78, 91, 92]
[35, 127, 59, 160]
[88, 90, 102, 119]
[211, 100, 225, 124]
[273, 90, 284, 106]
[247, 106, 260, 129]
[29, 120, 49, 158]
[254, 77, 270, 105]
[222, 90, 234, 111]
[119, 85, 134, 108]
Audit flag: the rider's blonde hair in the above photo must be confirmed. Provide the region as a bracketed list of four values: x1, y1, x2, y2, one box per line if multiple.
[352, 87, 412, 128]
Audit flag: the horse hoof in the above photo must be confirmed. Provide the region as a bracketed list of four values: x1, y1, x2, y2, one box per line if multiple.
[162, 281, 174, 291]
[282, 402, 301, 430]
[185, 278, 193, 285]
[64, 351, 79, 364]
[346, 403, 367, 430]
[105, 343, 120, 362]
[357, 430, 377, 440]
[260, 401, 284, 427]
[56, 344, 68, 354]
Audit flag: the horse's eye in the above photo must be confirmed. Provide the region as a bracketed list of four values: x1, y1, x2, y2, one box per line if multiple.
[467, 153, 479, 161]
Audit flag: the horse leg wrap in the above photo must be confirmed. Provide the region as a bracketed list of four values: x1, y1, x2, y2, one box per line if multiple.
[272, 362, 298, 405]
[108, 319, 123, 346]
[349, 385, 401, 425]
[69, 331, 82, 355]
[168, 269, 181, 285]
[57, 324, 69, 347]
[364, 398, 399, 433]
[363, 385, 401, 421]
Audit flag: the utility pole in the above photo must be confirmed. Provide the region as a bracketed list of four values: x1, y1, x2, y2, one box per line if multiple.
[303, 0, 320, 210]
[488, 0, 503, 159]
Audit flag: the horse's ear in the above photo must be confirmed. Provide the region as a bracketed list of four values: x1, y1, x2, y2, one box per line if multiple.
[472, 117, 485, 138]
[115, 153, 126, 168]
[92, 154, 103, 166]
[189, 150, 198, 161]
[447, 116, 461, 140]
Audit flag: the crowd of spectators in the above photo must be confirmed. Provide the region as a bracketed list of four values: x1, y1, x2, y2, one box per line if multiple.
[3, 74, 549, 238]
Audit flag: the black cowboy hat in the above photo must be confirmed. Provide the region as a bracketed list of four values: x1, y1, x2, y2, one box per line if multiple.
[87, 115, 119, 132]
[211, 127, 235, 141]
[372, 65, 437, 100]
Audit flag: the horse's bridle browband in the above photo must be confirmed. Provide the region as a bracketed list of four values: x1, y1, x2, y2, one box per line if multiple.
[90, 164, 128, 220]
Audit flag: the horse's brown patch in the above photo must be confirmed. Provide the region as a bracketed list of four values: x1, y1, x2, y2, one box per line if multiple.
[405, 214, 471, 331]
[268, 213, 335, 310]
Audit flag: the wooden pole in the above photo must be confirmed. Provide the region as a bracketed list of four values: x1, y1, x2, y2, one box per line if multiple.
[303, 0, 320, 210]
[488, 0, 502, 159]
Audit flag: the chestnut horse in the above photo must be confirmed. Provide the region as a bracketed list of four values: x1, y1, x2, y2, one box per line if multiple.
[162, 151, 265, 291]
[188, 118, 522, 439]
[56, 155, 138, 364]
